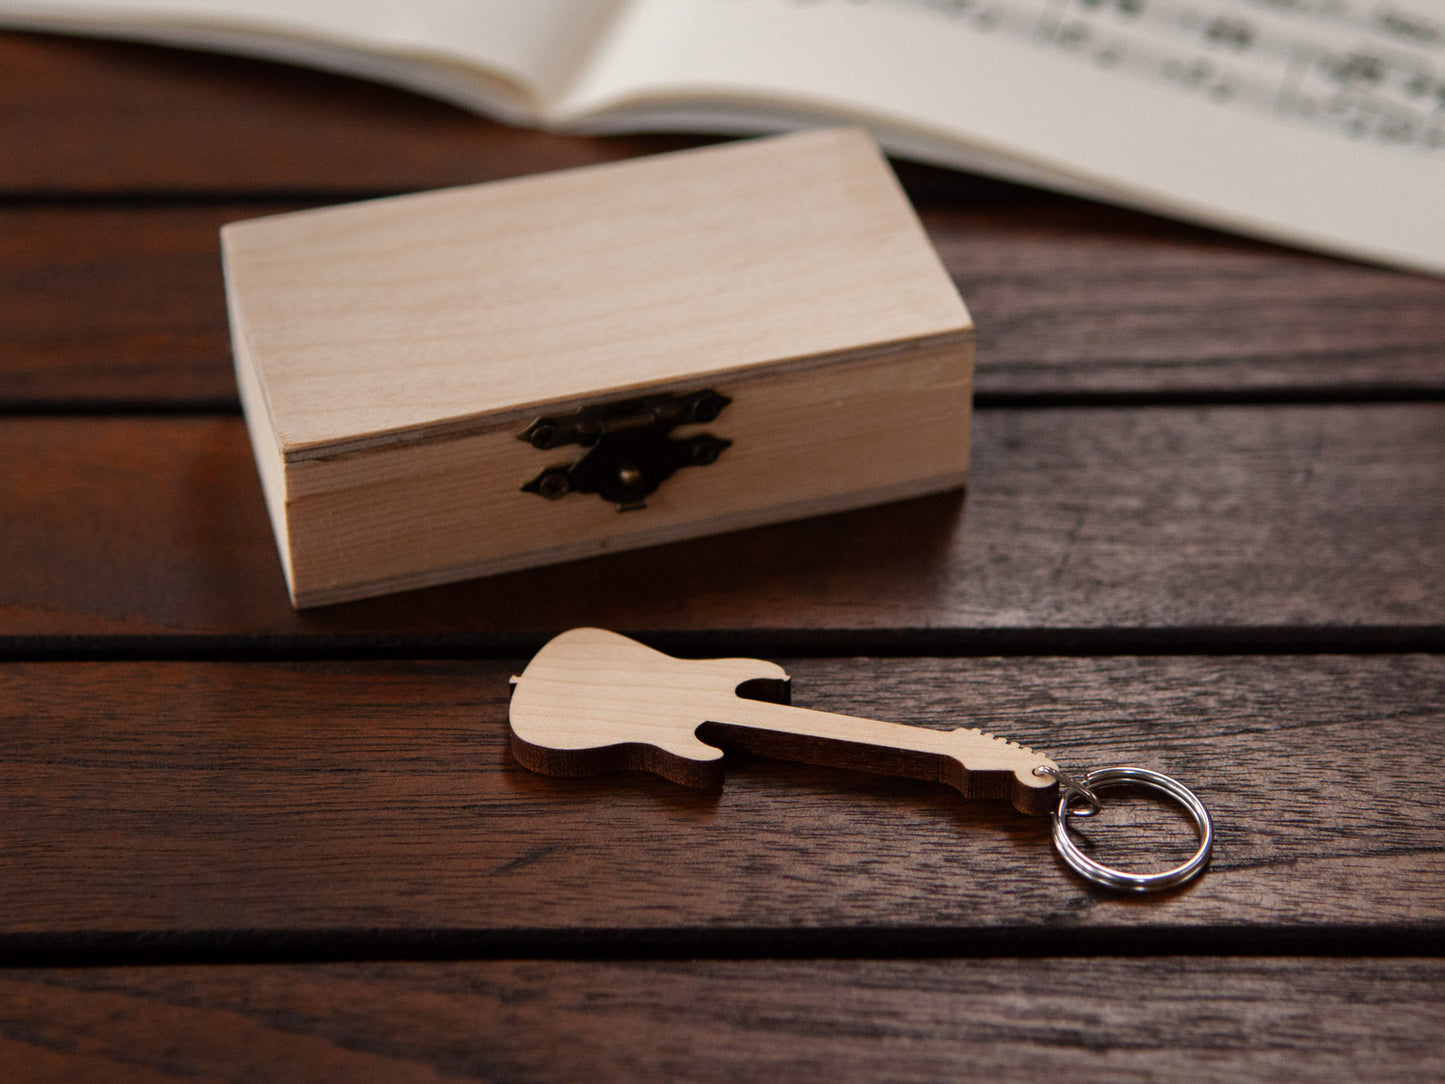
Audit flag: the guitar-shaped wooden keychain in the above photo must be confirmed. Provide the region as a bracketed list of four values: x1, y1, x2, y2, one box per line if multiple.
[509, 628, 1213, 892]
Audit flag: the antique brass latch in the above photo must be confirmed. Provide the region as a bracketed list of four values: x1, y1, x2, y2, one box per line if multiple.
[518, 389, 731, 510]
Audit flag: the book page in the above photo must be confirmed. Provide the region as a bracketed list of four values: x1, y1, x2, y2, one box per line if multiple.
[560, 0, 1445, 275]
[0, 0, 629, 119]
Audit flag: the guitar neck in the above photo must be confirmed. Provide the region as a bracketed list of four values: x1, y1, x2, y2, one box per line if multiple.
[706, 696, 1058, 814]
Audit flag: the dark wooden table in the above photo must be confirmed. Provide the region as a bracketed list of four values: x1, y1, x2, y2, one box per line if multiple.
[2, 30, 1443, 1081]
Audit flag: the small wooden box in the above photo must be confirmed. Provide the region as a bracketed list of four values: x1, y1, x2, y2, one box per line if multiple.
[222, 129, 973, 608]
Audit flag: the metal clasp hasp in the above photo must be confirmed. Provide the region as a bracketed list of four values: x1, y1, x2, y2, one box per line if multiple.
[518, 389, 731, 510]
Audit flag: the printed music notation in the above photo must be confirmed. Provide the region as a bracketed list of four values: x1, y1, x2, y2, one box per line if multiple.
[787, 0, 1445, 152]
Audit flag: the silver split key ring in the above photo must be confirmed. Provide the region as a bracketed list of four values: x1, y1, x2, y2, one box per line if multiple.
[1043, 765, 1214, 892]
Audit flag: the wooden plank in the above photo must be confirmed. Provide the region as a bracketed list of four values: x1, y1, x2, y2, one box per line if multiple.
[0, 206, 241, 404]
[2, 958, 1441, 1081]
[0, 406, 1438, 640]
[0, 32, 691, 195]
[4, 203, 1443, 405]
[0, 656, 1439, 937]
[939, 202, 1445, 398]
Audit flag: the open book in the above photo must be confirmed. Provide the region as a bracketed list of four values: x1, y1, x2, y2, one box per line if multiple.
[5, 0, 1443, 275]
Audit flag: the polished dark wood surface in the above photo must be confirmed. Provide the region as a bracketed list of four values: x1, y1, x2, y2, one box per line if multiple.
[2, 408, 1441, 643]
[5, 959, 1442, 1081]
[2, 656, 1441, 942]
[1, 30, 1441, 1081]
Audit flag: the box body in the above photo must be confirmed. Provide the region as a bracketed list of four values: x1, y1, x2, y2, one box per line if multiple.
[223, 129, 973, 607]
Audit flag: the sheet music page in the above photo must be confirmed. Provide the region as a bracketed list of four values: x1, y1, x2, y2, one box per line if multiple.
[563, 0, 1445, 273]
[0, 0, 627, 115]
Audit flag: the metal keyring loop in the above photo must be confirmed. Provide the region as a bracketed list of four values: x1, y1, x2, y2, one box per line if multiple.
[1051, 767, 1213, 893]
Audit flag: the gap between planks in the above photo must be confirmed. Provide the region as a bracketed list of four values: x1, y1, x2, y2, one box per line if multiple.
[1, 626, 1443, 663]
[7, 390, 1445, 418]
[2, 924, 1441, 970]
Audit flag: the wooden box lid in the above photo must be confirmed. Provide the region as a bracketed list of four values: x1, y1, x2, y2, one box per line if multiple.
[222, 129, 974, 606]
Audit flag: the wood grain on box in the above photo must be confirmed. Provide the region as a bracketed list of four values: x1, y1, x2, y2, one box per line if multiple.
[221, 129, 972, 606]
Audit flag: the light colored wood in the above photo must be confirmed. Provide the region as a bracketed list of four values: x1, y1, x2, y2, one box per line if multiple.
[223, 128, 969, 455]
[283, 338, 969, 606]
[509, 628, 1058, 814]
[221, 128, 973, 606]
[230, 280, 294, 587]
